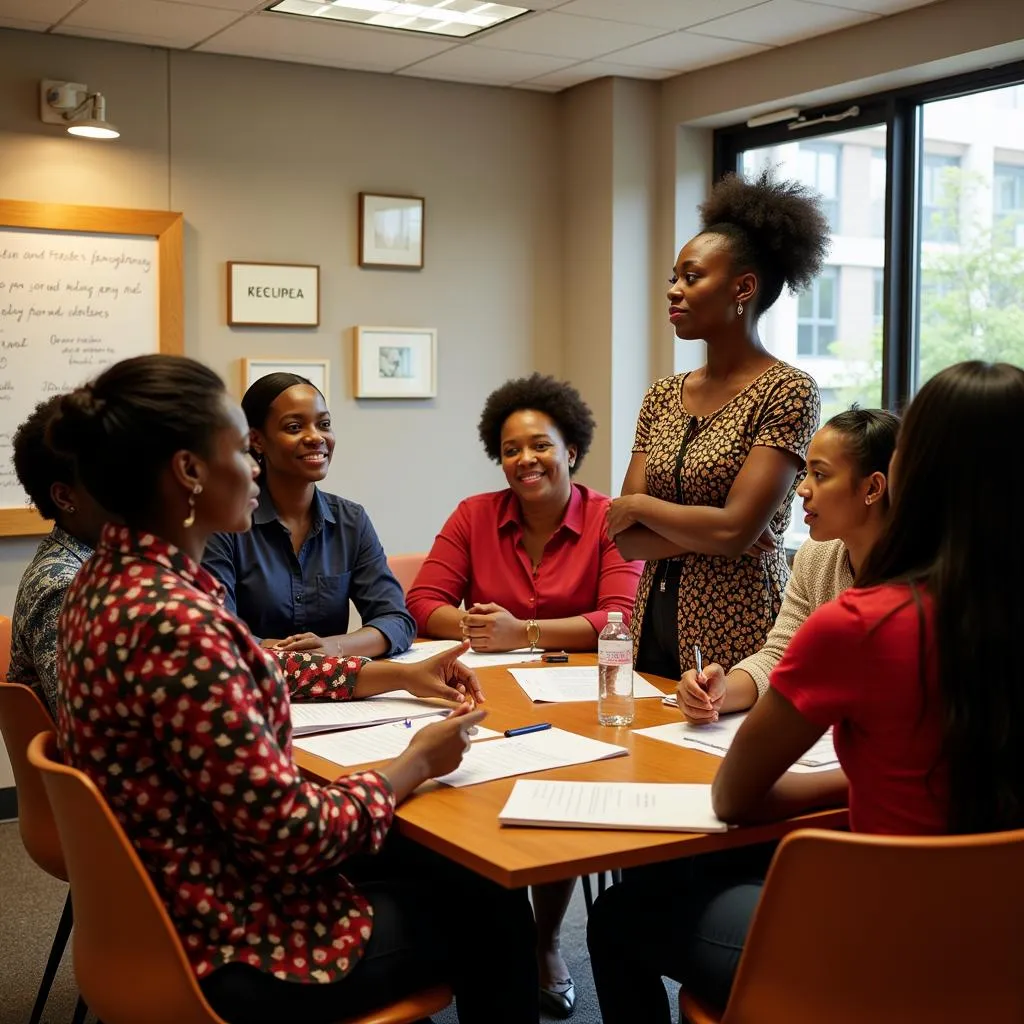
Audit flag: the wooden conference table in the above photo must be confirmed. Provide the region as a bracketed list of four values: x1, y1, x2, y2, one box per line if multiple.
[294, 654, 847, 889]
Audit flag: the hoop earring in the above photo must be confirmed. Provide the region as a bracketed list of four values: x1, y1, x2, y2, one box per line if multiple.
[182, 483, 203, 529]
[737, 301, 744, 317]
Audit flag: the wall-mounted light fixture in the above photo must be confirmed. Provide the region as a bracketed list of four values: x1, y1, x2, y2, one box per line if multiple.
[39, 80, 120, 139]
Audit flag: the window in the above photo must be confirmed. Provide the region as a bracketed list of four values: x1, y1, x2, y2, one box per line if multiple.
[796, 142, 841, 231]
[921, 153, 961, 243]
[873, 269, 884, 329]
[798, 267, 839, 357]
[994, 163, 1024, 243]
[869, 151, 887, 237]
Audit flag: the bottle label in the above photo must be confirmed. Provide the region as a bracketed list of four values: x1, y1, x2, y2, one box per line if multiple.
[598, 641, 632, 666]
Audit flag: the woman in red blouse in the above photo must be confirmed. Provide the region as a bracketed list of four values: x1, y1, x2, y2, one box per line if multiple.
[588, 361, 1024, 1022]
[407, 372, 641, 1016]
[49, 355, 539, 1024]
[407, 373, 642, 653]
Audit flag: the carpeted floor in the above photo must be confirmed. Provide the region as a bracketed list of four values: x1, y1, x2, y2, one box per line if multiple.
[0, 820, 679, 1024]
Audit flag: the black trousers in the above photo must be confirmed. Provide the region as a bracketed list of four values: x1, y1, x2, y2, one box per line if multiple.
[635, 570, 683, 682]
[200, 836, 539, 1024]
[586, 844, 776, 1024]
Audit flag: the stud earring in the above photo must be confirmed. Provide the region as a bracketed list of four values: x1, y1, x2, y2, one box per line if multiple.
[737, 301, 744, 317]
[66, 505, 77, 514]
[182, 483, 203, 529]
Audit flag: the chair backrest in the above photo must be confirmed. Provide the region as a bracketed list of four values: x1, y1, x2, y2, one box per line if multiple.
[0, 613, 11, 677]
[0, 682, 65, 879]
[28, 731, 228, 1024]
[387, 553, 426, 595]
[722, 827, 1024, 1024]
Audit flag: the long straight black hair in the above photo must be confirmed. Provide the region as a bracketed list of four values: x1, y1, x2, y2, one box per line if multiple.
[858, 361, 1024, 834]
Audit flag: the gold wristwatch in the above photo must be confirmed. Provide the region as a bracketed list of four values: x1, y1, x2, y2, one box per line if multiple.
[525, 619, 541, 650]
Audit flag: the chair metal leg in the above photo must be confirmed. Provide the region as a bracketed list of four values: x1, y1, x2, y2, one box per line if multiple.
[70, 995, 88, 1024]
[581, 874, 594, 913]
[28, 890, 74, 1024]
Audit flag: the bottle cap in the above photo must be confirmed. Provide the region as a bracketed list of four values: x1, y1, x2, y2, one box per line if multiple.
[607, 611, 623, 623]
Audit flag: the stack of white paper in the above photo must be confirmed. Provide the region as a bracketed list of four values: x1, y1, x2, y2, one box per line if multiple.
[509, 666, 665, 703]
[384, 641, 543, 669]
[295, 714, 501, 765]
[435, 727, 628, 788]
[290, 695, 446, 736]
[635, 712, 840, 773]
[499, 779, 728, 833]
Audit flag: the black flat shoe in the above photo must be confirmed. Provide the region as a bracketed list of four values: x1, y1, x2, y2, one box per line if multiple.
[539, 978, 576, 1018]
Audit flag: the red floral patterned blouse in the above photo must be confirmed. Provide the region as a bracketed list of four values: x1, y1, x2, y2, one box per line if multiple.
[56, 524, 396, 984]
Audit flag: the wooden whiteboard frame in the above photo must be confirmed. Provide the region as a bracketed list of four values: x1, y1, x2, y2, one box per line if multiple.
[0, 200, 183, 537]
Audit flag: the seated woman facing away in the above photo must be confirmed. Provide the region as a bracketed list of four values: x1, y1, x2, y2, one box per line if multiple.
[407, 372, 641, 1018]
[6, 396, 108, 717]
[407, 372, 642, 654]
[588, 361, 1024, 1023]
[677, 407, 898, 724]
[51, 355, 538, 1024]
[203, 372, 414, 659]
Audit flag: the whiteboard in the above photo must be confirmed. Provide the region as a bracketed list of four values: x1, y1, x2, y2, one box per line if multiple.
[0, 226, 160, 511]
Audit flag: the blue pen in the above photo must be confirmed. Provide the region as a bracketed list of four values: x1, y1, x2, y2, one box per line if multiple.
[403, 719, 412, 728]
[504, 722, 552, 738]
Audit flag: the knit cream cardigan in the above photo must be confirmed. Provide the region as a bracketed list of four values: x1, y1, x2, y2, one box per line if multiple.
[731, 537, 854, 697]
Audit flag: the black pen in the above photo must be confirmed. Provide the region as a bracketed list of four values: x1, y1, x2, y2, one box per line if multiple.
[504, 722, 552, 738]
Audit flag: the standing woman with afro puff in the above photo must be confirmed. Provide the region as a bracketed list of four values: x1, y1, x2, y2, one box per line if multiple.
[607, 170, 827, 684]
[407, 372, 641, 1017]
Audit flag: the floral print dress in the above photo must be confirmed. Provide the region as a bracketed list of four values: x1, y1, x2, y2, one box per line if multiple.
[631, 361, 820, 677]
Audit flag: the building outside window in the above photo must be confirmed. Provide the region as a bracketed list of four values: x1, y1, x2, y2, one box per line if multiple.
[797, 266, 839, 357]
[796, 141, 841, 231]
[993, 163, 1024, 244]
[921, 153, 961, 243]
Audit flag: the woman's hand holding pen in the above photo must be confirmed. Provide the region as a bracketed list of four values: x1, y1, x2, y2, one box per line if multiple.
[381, 702, 487, 802]
[678, 662, 727, 724]
[400, 640, 486, 705]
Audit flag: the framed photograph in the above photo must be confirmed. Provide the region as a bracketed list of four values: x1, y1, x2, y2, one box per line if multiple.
[354, 327, 436, 399]
[240, 357, 330, 404]
[228, 261, 320, 327]
[358, 193, 424, 269]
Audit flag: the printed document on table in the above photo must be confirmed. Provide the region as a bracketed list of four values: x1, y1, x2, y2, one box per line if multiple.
[384, 642, 542, 668]
[435, 727, 628, 788]
[499, 779, 728, 833]
[290, 696, 447, 736]
[509, 666, 665, 703]
[635, 713, 840, 773]
[295, 714, 501, 766]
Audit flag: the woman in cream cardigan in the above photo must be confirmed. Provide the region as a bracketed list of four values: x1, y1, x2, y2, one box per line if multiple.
[677, 408, 899, 723]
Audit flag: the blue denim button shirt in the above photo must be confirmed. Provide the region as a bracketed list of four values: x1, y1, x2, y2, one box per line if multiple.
[202, 488, 414, 655]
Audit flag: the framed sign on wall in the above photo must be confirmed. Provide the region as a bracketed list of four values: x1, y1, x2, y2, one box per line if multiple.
[227, 261, 320, 327]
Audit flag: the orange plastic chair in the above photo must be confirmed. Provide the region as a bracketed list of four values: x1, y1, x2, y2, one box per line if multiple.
[28, 731, 453, 1024]
[0, 613, 11, 677]
[387, 553, 427, 595]
[678, 826, 1024, 1024]
[0, 682, 86, 1024]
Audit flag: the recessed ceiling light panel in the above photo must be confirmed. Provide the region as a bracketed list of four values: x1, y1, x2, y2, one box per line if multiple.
[268, 0, 531, 39]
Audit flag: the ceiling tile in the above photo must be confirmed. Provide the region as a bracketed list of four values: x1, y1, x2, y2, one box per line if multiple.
[156, 0, 270, 11]
[688, 0, 876, 46]
[55, 0, 242, 47]
[522, 59, 676, 90]
[553, 0, 766, 30]
[0, 17, 52, 30]
[401, 46, 573, 85]
[802, 0, 936, 11]
[605, 30, 769, 71]
[0, 0, 80, 19]
[476, 11, 667, 59]
[198, 11, 455, 68]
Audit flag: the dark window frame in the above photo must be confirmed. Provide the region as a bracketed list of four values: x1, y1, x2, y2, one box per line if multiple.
[713, 58, 1024, 410]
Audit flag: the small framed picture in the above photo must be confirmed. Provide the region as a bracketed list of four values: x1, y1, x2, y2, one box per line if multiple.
[354, 327, 436, 399]
[240, 357, 330, 404]
[358, 193, 424, 269]
[228, 262, 320, 327]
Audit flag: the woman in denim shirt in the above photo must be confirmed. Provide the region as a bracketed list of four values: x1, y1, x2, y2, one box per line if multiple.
[203, 373, 414, 658]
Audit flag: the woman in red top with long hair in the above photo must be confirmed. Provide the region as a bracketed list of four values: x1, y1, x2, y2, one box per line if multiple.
[589, 360, 1024, 1022]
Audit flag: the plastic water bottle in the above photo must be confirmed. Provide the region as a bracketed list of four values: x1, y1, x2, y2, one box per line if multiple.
[598, 611, 634, 726]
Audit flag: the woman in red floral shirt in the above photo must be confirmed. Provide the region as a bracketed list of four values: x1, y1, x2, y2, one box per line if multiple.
[50, 354, 538, 1024]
